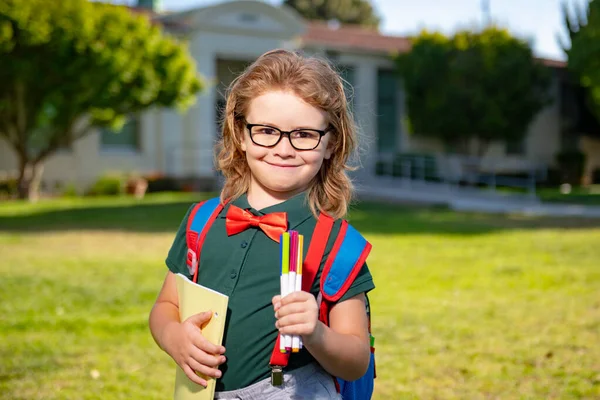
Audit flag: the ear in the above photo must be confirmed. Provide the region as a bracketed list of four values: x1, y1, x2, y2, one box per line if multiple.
[324, 141, 334, 160]
[240, 139, 247, 152]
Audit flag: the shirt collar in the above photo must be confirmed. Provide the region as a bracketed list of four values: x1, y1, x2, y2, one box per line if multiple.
[223, 192, 313, 230]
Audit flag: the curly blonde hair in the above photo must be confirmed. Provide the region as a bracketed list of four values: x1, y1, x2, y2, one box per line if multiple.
[215, 49, 358, 219]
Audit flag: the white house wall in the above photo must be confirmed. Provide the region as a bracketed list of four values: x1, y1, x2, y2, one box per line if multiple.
[163, 0, 305, 179]
[302, 49, 402, 178]
[0, 111, 160, 192]
[524, 72, 561, 166]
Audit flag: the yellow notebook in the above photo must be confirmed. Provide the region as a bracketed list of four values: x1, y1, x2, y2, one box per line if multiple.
[174, 273, 229, 400]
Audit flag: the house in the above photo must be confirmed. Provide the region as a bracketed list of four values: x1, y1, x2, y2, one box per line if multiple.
[1, 0, 598, 193]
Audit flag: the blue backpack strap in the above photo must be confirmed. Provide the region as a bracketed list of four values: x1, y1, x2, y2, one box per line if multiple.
[185, 197, 225, 283]
[320, 220, 372, 302]
[318, 220, 375, 400]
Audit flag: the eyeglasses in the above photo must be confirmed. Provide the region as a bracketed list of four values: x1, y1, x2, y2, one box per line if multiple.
[245, 122, 328, 151]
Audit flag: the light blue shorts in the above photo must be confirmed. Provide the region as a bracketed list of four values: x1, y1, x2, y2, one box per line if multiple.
[214, 363, 341, 400]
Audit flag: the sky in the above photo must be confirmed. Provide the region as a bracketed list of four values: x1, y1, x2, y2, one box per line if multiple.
[110, 0, 590, 61]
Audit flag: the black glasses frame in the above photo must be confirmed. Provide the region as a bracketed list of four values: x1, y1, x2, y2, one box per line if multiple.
[245, 122, 328, 151]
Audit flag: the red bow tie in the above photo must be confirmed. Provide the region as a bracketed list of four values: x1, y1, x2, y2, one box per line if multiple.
[225, 204, 288, 243]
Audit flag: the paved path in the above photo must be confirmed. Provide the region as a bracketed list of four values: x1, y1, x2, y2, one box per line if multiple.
[355, 177, 600, 218]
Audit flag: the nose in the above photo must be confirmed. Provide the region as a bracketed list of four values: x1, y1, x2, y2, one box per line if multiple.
[273, 133, 295, 158]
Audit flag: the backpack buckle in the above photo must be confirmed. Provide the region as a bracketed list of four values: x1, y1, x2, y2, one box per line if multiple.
[186, 248, 198, 276]
[270, 365, 283, 386]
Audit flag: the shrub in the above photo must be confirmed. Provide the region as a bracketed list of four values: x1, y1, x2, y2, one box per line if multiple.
[556, 150, 586, 185]
[0, 173, 18, 199]
[87, 174, 124, 196]
[62, 183, 79, 198]
[145, 174, 181, 192]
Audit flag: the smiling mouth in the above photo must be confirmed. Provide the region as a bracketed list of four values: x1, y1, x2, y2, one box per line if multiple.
[266, 162, 299, 168]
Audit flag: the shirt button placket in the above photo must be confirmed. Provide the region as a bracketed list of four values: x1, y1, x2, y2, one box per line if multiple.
[226, 233, 253, 289]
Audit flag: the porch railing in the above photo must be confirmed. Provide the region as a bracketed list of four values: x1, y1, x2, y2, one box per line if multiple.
[374, 153, 546, 200]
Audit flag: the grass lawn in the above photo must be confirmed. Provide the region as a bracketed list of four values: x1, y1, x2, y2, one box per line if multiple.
[537, 185, 600, 206]
[1, 193, 599, 399]
[498, 184, 600, 206]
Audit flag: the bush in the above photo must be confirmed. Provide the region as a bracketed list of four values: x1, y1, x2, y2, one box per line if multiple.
[592, 168, 600, 184]
[0, 173, 18, 199]
[87, 174, 124, 196]
[145, 174, 182, 192]
[556, 150, 586, 185]
[62, 183, 79, 198]
[541, 168, 563, 187]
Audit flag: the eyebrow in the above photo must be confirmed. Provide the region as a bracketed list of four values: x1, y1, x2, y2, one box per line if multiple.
[251, 121, 326, 131]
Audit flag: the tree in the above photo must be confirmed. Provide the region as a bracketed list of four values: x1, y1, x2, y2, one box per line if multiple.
[0, 0, 202, 200]
[396, 27, 551, 155]
[283, 0, 380, 29]
[563, 0, 600, 120]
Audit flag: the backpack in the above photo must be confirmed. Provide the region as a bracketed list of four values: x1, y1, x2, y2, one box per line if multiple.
[184, 197, 376, 400]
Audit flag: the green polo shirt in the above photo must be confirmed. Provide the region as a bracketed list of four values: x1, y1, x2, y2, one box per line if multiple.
[165, 192, 375, 391]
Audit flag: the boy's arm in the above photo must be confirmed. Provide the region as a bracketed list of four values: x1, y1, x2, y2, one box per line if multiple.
[305, 293, 370, 381]
[276, 292, 370, 381]
[149, 272, 181, 352]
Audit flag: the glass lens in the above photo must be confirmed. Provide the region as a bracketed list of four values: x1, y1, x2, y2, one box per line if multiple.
[290, 130, 321, 150]
[250, 125, 281, 147]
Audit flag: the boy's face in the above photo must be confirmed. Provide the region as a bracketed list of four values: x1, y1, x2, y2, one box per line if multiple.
[241, 90, 333, 201]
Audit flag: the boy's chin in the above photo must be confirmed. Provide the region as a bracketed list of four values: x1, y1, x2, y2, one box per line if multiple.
[265, 183, 307, 196]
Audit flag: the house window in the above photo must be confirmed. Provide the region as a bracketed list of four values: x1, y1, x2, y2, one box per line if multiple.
[100, 116, 140, 150]
[239, 13, 258, 23]
[377, 69, 398, 153]
[506, 137, 526, 155]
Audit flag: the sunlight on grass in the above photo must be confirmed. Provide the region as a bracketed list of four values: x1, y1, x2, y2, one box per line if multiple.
[1, 194, 599, 399]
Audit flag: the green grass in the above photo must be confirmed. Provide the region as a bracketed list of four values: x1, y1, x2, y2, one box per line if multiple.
[498, 185, 600, 206]
[537, 185, 600, 206]
[1, 194, 599, 399]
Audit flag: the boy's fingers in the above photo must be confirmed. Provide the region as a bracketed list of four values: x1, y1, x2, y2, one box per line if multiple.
[191, 348, 226, 368]
[183, 364, 207, 387]
[276, 302, 306, 318]
[278, 321, 312, 336]
[272, 295, 281, 310]
[186, 311, 213, 328]
[277, 313, 305, 328]
[193, 336, 226, 356]
[281, 291, 310, 305]
[188, 358, 223, 380]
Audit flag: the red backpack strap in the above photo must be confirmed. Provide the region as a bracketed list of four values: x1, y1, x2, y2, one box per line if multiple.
[269, 212, 335, 369]
[302, 212, 335, 292]
[185, 197, 226, 283]
[319, 220, 372, 326]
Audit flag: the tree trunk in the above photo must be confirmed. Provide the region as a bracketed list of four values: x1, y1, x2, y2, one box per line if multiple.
[17, 157, 44, 201]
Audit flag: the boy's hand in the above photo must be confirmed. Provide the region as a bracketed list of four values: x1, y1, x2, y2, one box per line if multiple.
[272, 292, 321, 343]
[163, 311, 226, 387]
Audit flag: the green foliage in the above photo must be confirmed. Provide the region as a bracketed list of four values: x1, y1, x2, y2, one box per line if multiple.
[0, 173, 17, 198]
[86, 173, 125, 196]
[556, 149, 587, 185]
[565, 0, 600, 120]
[61, 182, 79, 198]
[0, 0, 203, 198]
[396, 27, 551, 154]
[283, 0, 380, 28]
